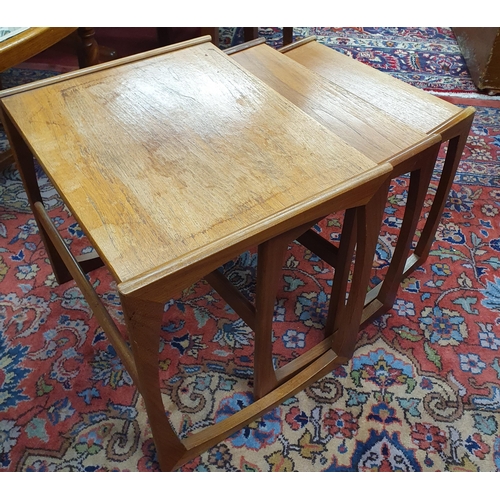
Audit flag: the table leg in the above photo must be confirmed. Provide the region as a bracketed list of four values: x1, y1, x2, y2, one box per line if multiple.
[377, 145, 439, 305]
[253, 236, 290, 399]
[325, 207, 357, 333]
[329, 179, 391, 360]
[404, 110, 475, 278]
[361, 138, 441, 326]
[120, 293, 187, 472]
[283, 28, 294, 46]
[0, 107, 73, 284]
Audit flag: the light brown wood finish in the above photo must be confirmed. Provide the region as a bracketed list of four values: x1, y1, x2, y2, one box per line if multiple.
[279, 37, 475, 280]
[0, 27, 111, 172]
[229, 40, 427, 164]
[117, 174, 391, 471]
[0, 27, 76, 73]
[226, 40, 446, 332]
[405, 109, 475, 278]
[0, 28, 76, 171]
[33, 201, 138, 385]
[280, 36, 461, 132]
[330, 179, 391, 359]
[1, 37, 394, 470]
[0, 108, 73, 283]
[1, 39, 389, 296]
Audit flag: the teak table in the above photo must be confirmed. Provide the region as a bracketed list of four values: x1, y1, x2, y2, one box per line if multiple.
[225, 36, 474, 328]
[0, 35, 468, 470]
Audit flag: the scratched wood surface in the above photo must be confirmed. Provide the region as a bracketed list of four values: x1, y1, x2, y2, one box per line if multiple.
[1, 39, 390, 293]
[281, 37, 460, 134]
[229, 41, 428, 164]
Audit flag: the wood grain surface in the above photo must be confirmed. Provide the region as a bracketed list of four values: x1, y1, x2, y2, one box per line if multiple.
[229, 41, 428, 164]
[1, 39, 389, 294]
[281, 37, 460, 133]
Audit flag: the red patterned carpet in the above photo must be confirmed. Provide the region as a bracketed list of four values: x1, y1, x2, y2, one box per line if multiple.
[1, 28, 500, 472]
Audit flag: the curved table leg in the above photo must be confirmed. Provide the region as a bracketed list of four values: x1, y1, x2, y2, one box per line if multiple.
[325, 207, 357, 333]
[361, 138, 441, 326]
[404, 110, 475, 278]
[330, 178, 391, 360]
[120, 294, 187, 472]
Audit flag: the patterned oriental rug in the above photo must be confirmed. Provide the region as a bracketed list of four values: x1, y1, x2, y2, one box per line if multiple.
[1, 28, 500, 472]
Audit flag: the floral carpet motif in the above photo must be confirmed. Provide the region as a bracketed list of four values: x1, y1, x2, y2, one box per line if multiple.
[1, 28, 500, 472]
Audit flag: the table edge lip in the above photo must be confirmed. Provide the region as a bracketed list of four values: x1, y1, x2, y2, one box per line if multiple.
[0, 34, 213, 101]
[116, 162, 393, 298]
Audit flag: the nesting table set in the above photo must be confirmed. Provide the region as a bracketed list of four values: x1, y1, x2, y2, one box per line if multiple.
[0, 35, 474, 471]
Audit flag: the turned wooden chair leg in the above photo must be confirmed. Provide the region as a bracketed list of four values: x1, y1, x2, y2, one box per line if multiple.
[77, 28, 100, 67]
[120, 293, 187, 472]
[76, 28, 117, 68]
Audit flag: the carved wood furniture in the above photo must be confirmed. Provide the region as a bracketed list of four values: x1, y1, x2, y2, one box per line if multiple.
[226, 36, 475, 326]
[0, 34, 472, 470]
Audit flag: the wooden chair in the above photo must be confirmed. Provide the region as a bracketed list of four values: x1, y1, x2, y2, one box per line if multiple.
[226, 37, 474, 327]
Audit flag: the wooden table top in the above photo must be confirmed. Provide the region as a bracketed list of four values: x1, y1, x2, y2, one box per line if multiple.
[281, 38, 460, 134]
[0, 27, 76, 73]
[1, 37, 391, 295]
[229, 40, 429, 164]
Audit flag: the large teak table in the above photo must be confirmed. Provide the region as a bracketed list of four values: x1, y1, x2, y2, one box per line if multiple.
[0, 35, 463, 470]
